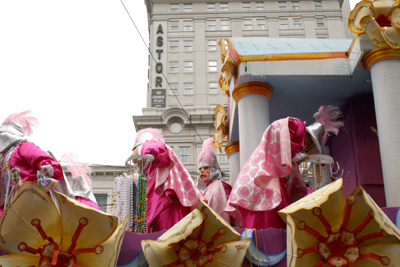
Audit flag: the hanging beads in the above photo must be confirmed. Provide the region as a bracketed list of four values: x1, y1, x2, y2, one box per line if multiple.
[113, 169, 148, 233]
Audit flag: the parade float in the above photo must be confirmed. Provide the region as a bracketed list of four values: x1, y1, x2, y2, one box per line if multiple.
[2, 1, 400, 266]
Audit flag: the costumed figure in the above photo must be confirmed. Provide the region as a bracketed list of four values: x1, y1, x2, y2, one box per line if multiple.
[197, 137, 232, 223]
[58, 153, 101, 210]
[0, 111, 99, 215]
[131, 128, 205, 232]
[225, 106, 344, 230]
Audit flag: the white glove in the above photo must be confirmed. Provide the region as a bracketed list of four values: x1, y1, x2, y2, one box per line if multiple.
[292, 152, 308, 163]
[41, 165, 54, 177]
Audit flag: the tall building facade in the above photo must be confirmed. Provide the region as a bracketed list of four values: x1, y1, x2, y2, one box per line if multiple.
[133, 0, 353, 182]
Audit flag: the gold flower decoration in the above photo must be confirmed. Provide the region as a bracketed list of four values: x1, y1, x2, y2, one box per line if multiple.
[218, 38, 235, 97]
[0, 182, 128, 267]
[214, 105, 228, 150]
[141, 199, 249, 267]
[279, 178, 400, 267]
[349, 0, 400, 49]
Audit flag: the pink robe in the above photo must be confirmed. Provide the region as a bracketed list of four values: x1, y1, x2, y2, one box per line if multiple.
[203, 179, 232, 223]
[1, 142, 100, 215]
[225, 118, 307, 229]
[142, 140, 205, 231]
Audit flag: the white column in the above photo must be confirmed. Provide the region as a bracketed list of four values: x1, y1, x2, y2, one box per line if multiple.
[226, 141, 240, 185]
[369, 58, 400, 207]
[233, 82, 272, 169]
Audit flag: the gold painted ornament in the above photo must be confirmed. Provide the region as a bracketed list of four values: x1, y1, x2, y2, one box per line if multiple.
[0, 182, 128, 267]
[279, 178, 400, 267]
[141, 199, 250, 267]
[349, 0, 400, 49]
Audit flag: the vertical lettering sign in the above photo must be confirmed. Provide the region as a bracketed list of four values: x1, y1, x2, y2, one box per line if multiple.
[152, 24, 166, 108]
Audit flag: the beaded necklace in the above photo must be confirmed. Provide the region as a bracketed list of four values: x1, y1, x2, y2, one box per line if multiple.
[134, 173, 147, 233]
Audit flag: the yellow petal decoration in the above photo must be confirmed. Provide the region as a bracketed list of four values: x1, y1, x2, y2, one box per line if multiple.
[77, 216, 128, 267]
[55, 191, 117, 250]
[0, 182, 124, 267]
[390, 7, 400, 26]
[349, 2, 375, 33]
[279, 178, 400, 267]
[0, 254, 40, 265]
[349, 0, 400, 49]
[214, 105, 227, 150]
[361, 16, 389, 47]
[0, 182, 61, 255]
[381, 26, 400, 48]
[141, 199, 250, 267]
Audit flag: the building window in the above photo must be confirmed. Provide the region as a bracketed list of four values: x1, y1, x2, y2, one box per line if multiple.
[170, 21, 178, 31]
[220, 3, 228, 11]
[208, 21, 216, 30]
[207, 4, 215, 11]
[217, 147, 227, 163]
[184, 4, 192, 12]
[208, 61, 218, 72]
[184, 61, 193, 72]
[257, 19, 266, 29]
[292, 2, 300, 10]
[170, 122, 182, 133]
[256, 3, 264, 10]
[180, 147, 190, 163]
[315, 1, 322, 9]
[169, 62, 178, 72]
[184, 21, 193, 31]
[293, 18, 302, 28]
[209, 82, 218, 94]
[221, 20, 229, 30]
[244, 20, 252, 30]
[279, 2, 287, 10]
[316, 18, 325, 27]
[280, 19, 288, 29]
[243, 3, 251, 10]
[169, 83, 178, 95]
[95, 194, 108, 213]
[184, 83, 193, 94]
[170, 41, 178, 51]
[184, 41, 193, 51]
[170, 4, 179, 13]
[208, 40, 217, 51]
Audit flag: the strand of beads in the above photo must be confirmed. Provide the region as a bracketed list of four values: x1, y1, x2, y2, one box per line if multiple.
[127, 175, 134, 231]
[141, 173, 148, 233]
[136, 173, 148, 233]
[133, 176, 138, 232]
[113, 176, 123, 224]
[120, 177, 130, 230]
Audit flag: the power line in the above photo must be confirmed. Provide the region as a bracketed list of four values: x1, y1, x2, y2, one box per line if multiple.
[118, 0, 204, 143]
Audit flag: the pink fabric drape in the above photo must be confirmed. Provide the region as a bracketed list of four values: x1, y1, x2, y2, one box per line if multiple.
[142, 140, 205, 231]
[225, 118, 307, 229]
[203, 179, 232, 223]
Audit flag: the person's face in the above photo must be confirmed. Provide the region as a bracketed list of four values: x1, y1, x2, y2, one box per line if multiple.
[199, 166, 211, 185]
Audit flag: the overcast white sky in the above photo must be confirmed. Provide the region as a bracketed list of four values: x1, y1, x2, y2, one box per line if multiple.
[0, 0, 359, 166]
[0, 0, 149, 165]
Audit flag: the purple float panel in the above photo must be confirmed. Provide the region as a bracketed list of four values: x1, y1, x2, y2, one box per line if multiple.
[382, 207, 399, 225]
[117, 230, 166, 266]
[331, 94, 386, 207]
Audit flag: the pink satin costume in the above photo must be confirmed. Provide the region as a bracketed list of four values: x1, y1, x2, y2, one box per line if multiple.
[225, 118, 307, 230]
[142, 140, 205, 232]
